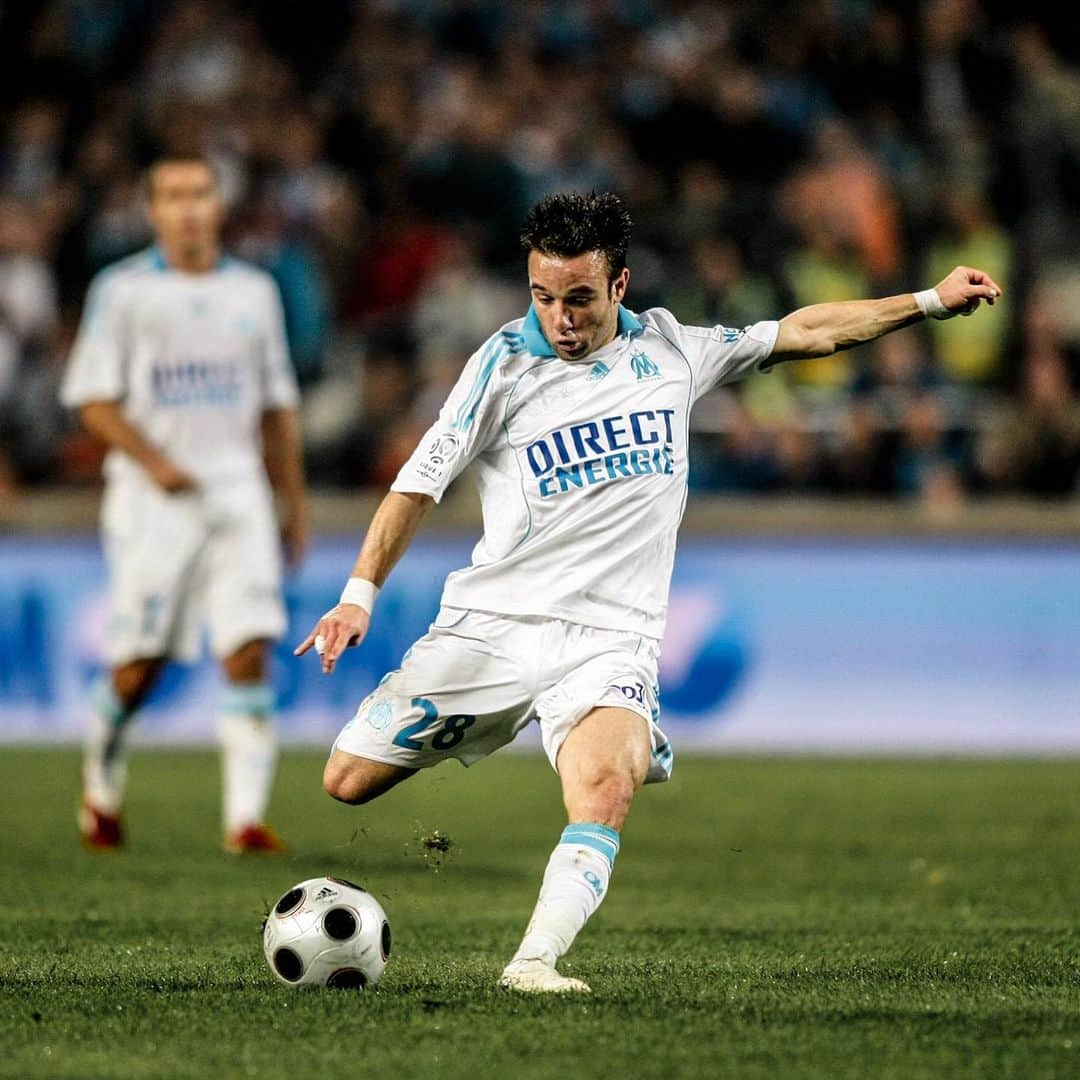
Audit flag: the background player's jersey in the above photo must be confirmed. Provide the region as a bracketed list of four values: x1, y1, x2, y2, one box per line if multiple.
[61, 248, 299, 487]
[393, 305, 778, 638]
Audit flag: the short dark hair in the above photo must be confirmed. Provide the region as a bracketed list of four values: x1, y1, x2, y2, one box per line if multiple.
[520, 191, 632, 282]
[145, 153, 219, 195]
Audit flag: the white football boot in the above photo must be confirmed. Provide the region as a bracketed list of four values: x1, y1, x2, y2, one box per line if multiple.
[498, 958, 591, 994]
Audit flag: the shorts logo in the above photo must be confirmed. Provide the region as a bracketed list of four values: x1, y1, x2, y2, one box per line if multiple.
[630, 351, 661, 381]
[615, 682, 646, 706]
[415, 432, 461, 484]
[364, 697, 394, 733]
[722, 327, 745, 343]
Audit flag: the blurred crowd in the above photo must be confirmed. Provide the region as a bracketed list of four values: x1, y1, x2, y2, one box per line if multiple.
[1, 0, 1079, 506]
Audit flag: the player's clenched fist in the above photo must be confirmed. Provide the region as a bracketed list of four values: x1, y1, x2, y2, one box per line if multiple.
[932, 265, 1003, 318]
[294, 603, 370, 675]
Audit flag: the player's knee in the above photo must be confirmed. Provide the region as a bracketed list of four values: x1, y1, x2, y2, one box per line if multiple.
[323, 750, 414, 806]
[223, 640, 269, 683]
[322, 759, 381, 805]
[572, 764, 640, 823]
[323, 762, 364, 805]
[111, 658, 166, 713]
[579, 747, 649, 795]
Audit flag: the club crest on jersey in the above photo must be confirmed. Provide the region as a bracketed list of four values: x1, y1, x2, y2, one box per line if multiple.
[586, 360, 610, 382]
[630, 351, 661, 381]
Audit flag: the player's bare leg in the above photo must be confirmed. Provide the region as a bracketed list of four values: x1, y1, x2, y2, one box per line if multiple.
[323, 749, 417, 805]
[557, 707, 651, 827]
[81, 656, 167, 848]
[220, 639, 284, 853]
[502, 707, 650, 993]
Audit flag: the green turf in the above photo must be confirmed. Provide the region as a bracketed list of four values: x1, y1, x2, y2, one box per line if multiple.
[2, 750, 1078, 1079]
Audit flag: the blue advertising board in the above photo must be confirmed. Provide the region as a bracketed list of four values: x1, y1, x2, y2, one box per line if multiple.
[1, 535, 1077, 752]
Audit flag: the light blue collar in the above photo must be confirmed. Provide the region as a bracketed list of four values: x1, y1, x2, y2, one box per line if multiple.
[522, 304, 644, 358]
[149, 245, 230, 272]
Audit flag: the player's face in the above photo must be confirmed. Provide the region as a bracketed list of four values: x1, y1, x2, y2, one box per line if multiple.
[147, 162, 223, 260]
[528, 250, 630, 362]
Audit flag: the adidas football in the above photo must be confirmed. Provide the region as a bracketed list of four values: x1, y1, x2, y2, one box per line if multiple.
[263, 876, 391, 989]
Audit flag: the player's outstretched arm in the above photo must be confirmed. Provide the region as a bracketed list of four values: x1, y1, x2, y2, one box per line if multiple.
[79, 400, 197, 492]
[771, 265, 1002, 362]
[294, 490, 434, 675]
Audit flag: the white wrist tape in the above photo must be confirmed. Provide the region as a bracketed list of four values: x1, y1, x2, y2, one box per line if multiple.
[913, 288, 954, 320]
[339, 577, 379, 614]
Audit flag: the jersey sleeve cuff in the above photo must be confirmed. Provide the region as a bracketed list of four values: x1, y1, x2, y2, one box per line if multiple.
[752, 320, 782, 371]
[59, 383, 125, 408]
[390, 474, 446, 504]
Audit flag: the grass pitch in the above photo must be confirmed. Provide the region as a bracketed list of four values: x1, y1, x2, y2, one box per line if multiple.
[2, 750, 1078, 1079]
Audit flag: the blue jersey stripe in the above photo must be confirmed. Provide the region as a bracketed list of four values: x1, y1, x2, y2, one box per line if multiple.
[453, 337, 500, 429]
[455, 341, 507, 431]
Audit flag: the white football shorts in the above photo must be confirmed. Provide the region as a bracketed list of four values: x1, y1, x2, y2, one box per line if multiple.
[100, 477, 286, 666]
[332, 607, 674, 783]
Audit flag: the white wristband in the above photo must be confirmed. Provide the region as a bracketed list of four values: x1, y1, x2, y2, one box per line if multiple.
[340, 577, 379, 614]
[913, 288, 954, 320]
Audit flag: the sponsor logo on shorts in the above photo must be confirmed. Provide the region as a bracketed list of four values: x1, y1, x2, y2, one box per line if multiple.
[614, 681, 647, 706]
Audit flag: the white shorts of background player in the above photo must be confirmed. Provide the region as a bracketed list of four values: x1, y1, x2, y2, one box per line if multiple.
[332, 606, 674, 782]
[101, 477, 287, 666]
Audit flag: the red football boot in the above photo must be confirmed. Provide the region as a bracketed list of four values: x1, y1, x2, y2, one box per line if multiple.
[224, 823, 285, 855]
[79, 800, 124, 850]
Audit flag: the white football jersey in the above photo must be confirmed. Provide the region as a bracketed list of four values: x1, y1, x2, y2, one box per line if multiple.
[392, 305, 779, 638]
[61, 247, 299, 487]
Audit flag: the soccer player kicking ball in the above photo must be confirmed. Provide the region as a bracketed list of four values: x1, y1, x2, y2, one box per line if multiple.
[297, 192, 1000, 992]
[62, 155, 308, 854]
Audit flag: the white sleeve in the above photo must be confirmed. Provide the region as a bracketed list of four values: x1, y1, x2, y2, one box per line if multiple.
[259, 278, 300, 409]
[390, 333, 506, 503]
[678, 319, 780, 399]
[60, 270, 129, 407]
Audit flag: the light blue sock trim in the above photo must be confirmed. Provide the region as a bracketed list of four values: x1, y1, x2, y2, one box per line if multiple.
[222, 682, 275, 716]
[560, 823, 620, 867]
[91, 676, 127, 726]
[563, 822, 620, 847]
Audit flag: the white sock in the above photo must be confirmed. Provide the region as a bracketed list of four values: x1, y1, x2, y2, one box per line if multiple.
[83, 677, 132, 814]
[218, 683, 278, 834]
[511, 823, 620, 966]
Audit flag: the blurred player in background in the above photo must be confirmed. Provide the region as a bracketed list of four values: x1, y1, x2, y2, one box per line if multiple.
[61, 155, 308, 853]
[297, 191, 1001, 993]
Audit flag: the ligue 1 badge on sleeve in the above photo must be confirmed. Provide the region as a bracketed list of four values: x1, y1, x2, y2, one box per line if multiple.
[416, 432, 460, 483]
